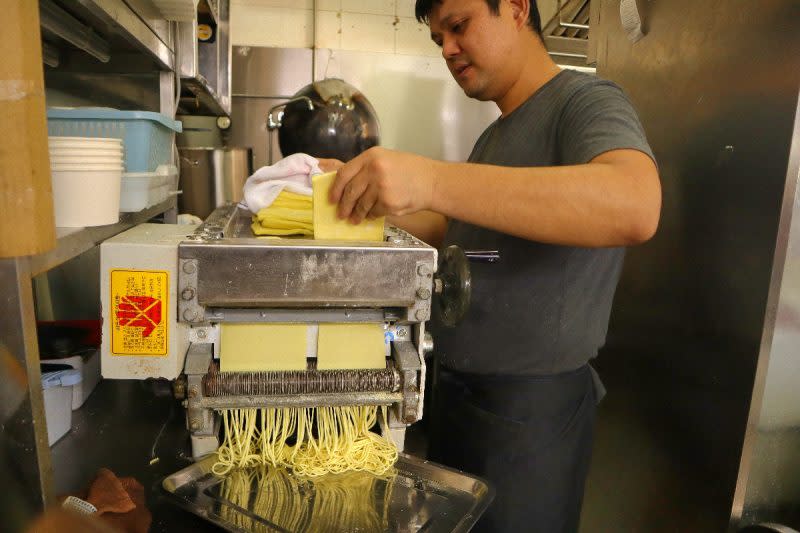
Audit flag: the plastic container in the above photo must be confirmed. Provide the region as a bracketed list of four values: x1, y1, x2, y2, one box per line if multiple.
[47, 109, 182, 172]
[42, 350, 100, 410]
[41, 368, 81, 446]
[51, 167, 122, 227]
[120, 164, 179, 212]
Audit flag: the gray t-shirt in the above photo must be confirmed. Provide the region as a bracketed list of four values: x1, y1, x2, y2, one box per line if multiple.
[435, 69, 655, 376]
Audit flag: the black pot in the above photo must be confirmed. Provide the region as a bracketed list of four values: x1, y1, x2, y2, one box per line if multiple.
[274, 78, 380, 162]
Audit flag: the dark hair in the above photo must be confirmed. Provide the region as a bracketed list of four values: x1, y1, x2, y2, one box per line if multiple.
[415, 0, 542, 35]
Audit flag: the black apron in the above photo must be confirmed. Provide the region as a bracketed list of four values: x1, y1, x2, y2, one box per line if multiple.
[428, 364, 598, 533]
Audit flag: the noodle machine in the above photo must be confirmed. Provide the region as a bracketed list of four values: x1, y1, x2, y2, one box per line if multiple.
[100, 204, 473, 459]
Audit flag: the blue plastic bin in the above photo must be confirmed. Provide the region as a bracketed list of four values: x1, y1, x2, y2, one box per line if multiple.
[46, 108, 183, 173]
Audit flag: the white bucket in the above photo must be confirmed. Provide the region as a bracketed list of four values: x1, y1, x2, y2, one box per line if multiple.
[49, 136, 122, 145]
[50, 147, 124, 156]
[51, 167, 122, 227]
[50, 156, 124, 166]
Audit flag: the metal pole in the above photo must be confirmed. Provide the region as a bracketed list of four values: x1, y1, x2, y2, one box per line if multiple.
[557, 0, 590, 31]
[0, 258, 55, 510]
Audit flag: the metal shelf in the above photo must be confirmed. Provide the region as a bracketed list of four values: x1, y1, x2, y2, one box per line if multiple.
[28, 198, 177, 277]
[49, 0, 175, 71]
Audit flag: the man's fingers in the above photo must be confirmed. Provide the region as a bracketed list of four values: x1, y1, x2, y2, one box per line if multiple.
[329, 154, 365, 203]
[317, 158, 344, 173]
[337, 176, 370, 219]
[350, 183, 379, 224]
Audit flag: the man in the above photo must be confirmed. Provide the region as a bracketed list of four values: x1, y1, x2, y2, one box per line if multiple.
[321, 0, 660, 530]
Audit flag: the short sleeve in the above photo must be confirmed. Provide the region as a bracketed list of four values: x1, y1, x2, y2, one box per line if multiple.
[557, 80, 655, 166]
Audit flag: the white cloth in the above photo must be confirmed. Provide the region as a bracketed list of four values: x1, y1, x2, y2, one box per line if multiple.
[241, 153, 322, 214]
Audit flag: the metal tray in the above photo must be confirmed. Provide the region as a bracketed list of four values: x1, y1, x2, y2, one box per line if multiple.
[161, 453, 493, 532]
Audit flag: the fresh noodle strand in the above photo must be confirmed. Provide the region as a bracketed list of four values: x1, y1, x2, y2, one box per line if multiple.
[213, 405, 398, 477]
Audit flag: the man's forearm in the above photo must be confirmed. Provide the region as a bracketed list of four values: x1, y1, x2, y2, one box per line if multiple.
[429, 149, 660, 247]
[387, 211, 448, 248]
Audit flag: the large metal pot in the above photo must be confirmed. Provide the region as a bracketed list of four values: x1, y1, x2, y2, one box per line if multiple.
[268, 78, 380, 162]
[178, 147, 253, 219]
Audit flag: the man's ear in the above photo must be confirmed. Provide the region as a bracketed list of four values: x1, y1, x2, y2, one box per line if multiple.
[508, 0, 530, 30]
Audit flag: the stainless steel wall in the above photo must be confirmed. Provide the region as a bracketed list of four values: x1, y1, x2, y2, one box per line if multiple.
[581, 0, 800, 530]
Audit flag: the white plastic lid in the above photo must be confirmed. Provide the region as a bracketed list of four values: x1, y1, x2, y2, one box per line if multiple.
[41, 368, 82, 389]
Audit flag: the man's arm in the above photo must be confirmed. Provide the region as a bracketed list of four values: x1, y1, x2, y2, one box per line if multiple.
[330, 146, 661, 248]
[387, 211, 448, 248]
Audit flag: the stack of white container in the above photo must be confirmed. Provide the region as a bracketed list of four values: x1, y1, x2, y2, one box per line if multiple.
[49, 136, 124, 227]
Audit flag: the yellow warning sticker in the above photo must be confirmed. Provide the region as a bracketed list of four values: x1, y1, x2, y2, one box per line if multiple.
[110, 269, 169, 356]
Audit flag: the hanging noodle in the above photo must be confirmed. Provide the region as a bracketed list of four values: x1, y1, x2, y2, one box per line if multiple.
[212, 405, 398, 478]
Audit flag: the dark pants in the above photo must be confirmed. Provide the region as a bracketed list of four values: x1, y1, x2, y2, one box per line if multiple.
[428, 364, 598, 533]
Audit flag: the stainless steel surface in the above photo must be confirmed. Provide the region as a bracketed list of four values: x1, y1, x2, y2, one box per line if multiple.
[41, 41, 60, 68]
[737, 94, 800, 525]
[177, 0, 231, 115]
[180, 239, 435, 308]
[177, 148, 252, 219]
[162, 452, 493, 533]
[176, 115, 224, 147]
[230, 46, 313, 167]
[580, 1, 800, 531]
[0, 258, 54, 511]
[72, 0, 175, 70]
[275, 78, 381, 162]
[27, 197, 177, 277]
[556, 0, 590, 30]
[176, 206, 436, 320]
[230, 96, 285, 167]
[40, 0, 110, 63]
[232, 47, 313, 97]
[160, 70, 177, 119]
[206, 308, 387, 323]
[541, 0, 590, 66]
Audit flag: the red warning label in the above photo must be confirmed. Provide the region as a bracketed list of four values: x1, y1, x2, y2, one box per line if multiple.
[110, 270, 168, 356]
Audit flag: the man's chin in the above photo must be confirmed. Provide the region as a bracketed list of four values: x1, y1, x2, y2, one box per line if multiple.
[461, 84, 492, 102]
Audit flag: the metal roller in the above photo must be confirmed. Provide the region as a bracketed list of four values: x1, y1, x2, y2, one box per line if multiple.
[202, 360, 401, 397]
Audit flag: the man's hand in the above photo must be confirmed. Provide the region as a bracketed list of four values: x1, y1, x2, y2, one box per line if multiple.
[317, 158, 344, 173]
[328, 147, 438, 224]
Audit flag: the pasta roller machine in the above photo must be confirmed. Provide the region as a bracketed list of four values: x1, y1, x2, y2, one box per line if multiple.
[100, 204, 473, 459]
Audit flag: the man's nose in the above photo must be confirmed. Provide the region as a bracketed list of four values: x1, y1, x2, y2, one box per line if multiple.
[441, 35, 460, 59]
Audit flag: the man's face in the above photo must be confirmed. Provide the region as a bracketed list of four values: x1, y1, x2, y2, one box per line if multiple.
[429, 0, 520, 102]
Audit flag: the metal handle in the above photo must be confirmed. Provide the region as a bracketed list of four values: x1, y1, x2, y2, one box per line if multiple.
[267, 96, 316, 130]
[464, 250, 500, 263]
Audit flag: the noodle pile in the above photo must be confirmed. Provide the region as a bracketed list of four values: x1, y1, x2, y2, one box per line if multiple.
[218, 465, 394, 532]
[212, 405, 398, 478]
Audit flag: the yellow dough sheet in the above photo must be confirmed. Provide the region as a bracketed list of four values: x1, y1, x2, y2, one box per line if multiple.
[316, 323, 386, 370]
[220, 323, 387, 372]
[312, 171, 385, 241]
[220, 323, 308, 372]
[252, 190, 314, 237]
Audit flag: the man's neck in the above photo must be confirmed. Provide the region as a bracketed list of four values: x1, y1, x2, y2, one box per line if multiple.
[496, 38, 562, 117]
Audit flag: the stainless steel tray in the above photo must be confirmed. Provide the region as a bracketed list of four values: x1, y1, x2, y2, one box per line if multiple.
[161, 453, 493, 532]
